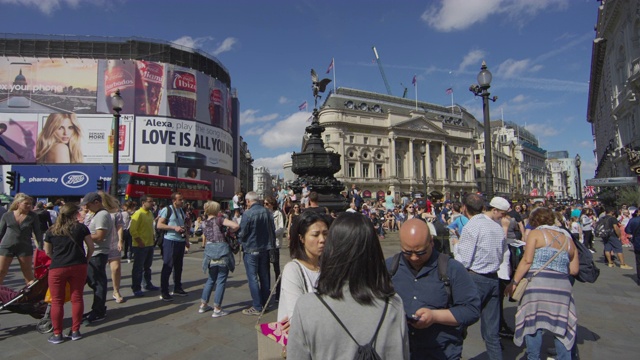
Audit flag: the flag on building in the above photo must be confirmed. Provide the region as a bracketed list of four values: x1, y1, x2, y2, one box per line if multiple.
[299, 101, 308, 111]
[584, 186, 595, 197]
[326, 58, 334, 74]
[446, 87, 453, 95]
[412, 75, 417, 86]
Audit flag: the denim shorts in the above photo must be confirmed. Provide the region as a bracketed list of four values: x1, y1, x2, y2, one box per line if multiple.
[604, 236, 622, 253]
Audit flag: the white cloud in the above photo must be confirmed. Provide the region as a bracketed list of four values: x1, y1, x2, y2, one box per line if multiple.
[511, 94, 526, 103]
[244, 127, 266, 136]
[171, 36, 214, 51]
[254, 152, 293, 176]
[457, 50, 485, 73]
[524, 123, 560, 137]
[279, 96, 290, 105]
[259, 112, 311, 149]
[240, 109, 279, 125]
[0, 0, 99, 15]
[421, 0, 501, 32]
[496, 58, 533, 78]
[212, 37, 238, 56]
[422, 0, 569, 32]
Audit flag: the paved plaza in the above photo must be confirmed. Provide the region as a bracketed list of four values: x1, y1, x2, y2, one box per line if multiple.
[1, 233, 639, 359]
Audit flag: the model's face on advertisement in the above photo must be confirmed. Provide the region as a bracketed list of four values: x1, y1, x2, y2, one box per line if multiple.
[53, 118, 75, 144]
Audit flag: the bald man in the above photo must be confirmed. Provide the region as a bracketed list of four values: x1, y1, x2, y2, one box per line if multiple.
[387, 219, 480, 360]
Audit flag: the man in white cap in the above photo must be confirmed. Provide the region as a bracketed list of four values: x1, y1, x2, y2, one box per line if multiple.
[454, 194, 509, 360]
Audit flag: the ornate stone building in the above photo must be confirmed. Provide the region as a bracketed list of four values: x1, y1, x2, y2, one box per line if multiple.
[588, 0, 640, 178]
[318, 88, 479, 201]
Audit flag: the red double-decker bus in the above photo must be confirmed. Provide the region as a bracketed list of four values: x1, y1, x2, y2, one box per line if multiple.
[117, 171, 212, 210]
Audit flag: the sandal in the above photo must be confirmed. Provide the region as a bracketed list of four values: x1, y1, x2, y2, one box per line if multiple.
[112, 292, 125, 303]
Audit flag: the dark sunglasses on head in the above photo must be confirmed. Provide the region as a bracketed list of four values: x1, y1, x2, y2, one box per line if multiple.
[401, 249, 428, 257]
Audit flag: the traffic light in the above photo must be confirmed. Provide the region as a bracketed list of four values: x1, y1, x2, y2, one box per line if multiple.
[97, 178, 104, 191]
[6, 171, 17, 191]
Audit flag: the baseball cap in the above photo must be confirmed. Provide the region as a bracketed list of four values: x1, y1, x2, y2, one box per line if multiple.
[444, 200, 452, 204]
[45, 202, 54, 209]
[80, 192, 102, 206]
[489, 197, 511, 211]
[630, 206, 638, 215]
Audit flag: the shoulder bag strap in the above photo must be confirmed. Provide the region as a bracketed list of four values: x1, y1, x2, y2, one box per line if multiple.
[255, 272, 282, 327]
[293, 260, 310, 293]
[530, 230, 568, 279]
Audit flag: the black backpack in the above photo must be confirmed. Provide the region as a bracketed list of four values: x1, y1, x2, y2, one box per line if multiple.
[316, 294, 388, 360]
[594, 216, 614, 238]
[570, 233, 600, 283]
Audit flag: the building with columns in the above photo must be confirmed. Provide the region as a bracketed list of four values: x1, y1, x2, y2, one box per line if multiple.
[318, 88, 479, 201]
[253, 166, 272, 199]
[473, 120, 552, 200]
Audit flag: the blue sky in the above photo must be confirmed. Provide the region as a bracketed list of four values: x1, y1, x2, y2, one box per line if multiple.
[0, 0, 598, 180]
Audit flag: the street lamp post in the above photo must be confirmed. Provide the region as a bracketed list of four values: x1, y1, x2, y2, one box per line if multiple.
[469, 61, 498, 199]
[111, 89, 124, 198]
[419, 143, 428, 199]
[575, 154, 582, 202]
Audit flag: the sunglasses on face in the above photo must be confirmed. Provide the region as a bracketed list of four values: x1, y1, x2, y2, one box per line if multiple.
[401, 249, 428, 257]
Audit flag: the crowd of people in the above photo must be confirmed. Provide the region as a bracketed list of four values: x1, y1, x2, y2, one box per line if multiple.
[0, 186, 638, 359]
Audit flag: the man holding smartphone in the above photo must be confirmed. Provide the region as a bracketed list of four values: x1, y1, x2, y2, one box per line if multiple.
[387, 219, 480, 359]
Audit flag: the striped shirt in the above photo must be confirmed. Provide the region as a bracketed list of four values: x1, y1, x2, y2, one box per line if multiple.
[454, 213, 506, 274]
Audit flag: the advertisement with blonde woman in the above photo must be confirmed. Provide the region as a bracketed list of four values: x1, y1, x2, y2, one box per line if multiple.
[36, 113, 83, 163]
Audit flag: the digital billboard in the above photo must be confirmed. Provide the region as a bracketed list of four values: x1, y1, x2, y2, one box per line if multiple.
[0, 56, 236, 174]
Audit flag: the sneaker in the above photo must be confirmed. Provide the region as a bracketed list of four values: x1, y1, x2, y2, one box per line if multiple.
[133, 290, 144, 297]
[242, 307, 261, 316]
[212, 309, 229, 318]
[82, 312, 106, 325]
[620, 264, 633, 270]
[145, 285, 160, 291]
[608, 263, 615, 268]
[65, 330, 83, 341]
[159, 293, 173, 302]
[48, 333, 64, 344]
[198, 305, 213, 314]
[171, 289, 188, 297]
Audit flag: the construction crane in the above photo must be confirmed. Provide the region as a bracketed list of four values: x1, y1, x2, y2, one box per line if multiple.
[372, 46, 392, 95]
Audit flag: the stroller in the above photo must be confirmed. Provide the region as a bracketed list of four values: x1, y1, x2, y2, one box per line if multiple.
[0, 249, 56, 333]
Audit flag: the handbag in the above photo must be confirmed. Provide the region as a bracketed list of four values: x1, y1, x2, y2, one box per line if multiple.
[512, 231, 568, 302]
[256, 273, 286, 360]
[225, 230, 240, 254]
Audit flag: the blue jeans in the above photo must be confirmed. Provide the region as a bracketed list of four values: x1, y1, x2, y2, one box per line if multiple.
[469, 272, 502, 360]
[243, 251, 270, 311]
[525, 329, 571, 360]
[201, 264, 229, 307]
[161, 239, 186, 294]
[131, 246, 155, 292]
[86, 253, 108, 316]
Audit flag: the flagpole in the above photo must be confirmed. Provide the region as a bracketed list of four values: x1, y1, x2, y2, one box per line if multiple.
[332, 57, 336, 92]
[450, 91, 454, 113]
[415, 78, 418, 111]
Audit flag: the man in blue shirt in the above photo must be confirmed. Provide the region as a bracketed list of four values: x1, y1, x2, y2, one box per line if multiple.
[454, 194, 509, 360]
[238, 191, 275, 315]
[157, 192, 189, 301]
[388, 218, 480, 359]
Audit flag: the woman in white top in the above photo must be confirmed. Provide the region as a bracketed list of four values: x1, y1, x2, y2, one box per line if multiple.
[277, 211, 330, 324]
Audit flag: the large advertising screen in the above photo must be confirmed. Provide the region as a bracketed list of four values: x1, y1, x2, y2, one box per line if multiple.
[134, 116, 233, 173]
[0, 56, 235, 174]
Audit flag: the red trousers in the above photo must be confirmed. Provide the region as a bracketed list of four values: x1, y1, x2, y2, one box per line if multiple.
[48, 263, 87, 334]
